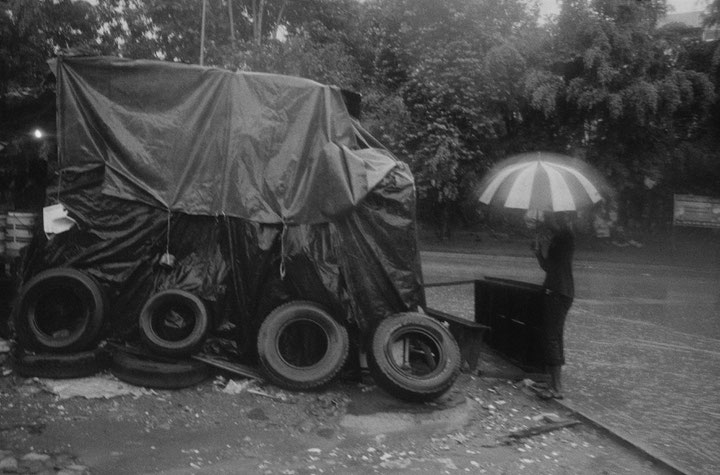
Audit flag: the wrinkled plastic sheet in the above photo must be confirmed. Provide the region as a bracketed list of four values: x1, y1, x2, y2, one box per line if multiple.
[18, 57, 426, 353]
[23, 163, 424, 351]
[53, 56, 396, 224]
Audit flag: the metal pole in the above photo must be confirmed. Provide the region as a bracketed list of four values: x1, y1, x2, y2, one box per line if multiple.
[200, 0, 207, 65]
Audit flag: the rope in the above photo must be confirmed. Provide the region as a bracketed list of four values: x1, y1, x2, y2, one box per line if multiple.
[165, 209, 171, 256]
[56, 169, 62, 203]
[279, 218, 288, 280]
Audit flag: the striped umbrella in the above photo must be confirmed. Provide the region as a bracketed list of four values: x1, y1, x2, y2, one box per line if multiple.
[477, 152, 606, 212]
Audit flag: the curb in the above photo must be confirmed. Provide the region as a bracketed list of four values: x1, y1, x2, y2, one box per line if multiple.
[552, 398, 691, 475]
[476, 354, 693, 475]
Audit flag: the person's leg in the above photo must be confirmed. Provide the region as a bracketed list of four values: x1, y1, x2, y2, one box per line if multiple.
[540, 294, 570, 399]
[549, 364, 562, 396]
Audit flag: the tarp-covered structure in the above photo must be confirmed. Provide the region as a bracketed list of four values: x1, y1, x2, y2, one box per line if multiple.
[22, 56, 425, 354]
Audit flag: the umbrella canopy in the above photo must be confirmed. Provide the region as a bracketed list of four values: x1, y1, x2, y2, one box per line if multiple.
[477, 152, 606, 212]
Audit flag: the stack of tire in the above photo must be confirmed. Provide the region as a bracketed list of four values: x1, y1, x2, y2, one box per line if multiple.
[10, 268, 212, 389]
[256, 301, 462, 402]
[12, 268, 462, 401]
[11, 268, 111, 379]
[115, 288, 212, 389]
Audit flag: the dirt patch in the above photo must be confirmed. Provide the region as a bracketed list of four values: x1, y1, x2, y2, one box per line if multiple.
[0, 346, 673, 474]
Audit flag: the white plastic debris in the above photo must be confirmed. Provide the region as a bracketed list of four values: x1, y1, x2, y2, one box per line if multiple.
[40, 376, 151, 400]
[221, 379, 254, 395]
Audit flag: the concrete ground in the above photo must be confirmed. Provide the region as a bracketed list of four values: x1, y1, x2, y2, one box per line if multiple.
[2, 225, 710, 474]
[0, 340, 674, 475]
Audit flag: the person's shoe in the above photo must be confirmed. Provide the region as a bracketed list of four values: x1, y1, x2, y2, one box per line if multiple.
[536, 388, 563, 400]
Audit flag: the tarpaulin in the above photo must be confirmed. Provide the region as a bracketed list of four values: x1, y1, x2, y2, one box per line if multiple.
[53, 56, 397, 224]
[17, 57, 425, 354]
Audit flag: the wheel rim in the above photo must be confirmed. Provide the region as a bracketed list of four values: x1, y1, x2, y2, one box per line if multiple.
[275, 317, 329, 369]
[383, 326, 446, 379]
[28, 283, 89, 347]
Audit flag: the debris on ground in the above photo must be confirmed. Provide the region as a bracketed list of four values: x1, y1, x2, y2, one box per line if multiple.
[0, 352, 662, 474]
[220, 378, 255, 395]
[504, 419, 582, 442]
[40, 376, 152, 400]
[0, 449, 89, 474]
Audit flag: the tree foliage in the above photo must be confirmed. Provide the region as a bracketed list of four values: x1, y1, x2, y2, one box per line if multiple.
[360, 0, 542, 205]
[0, 0, 98, 93]
[1, 0, 718, 232]
[520, 0, 716, 193]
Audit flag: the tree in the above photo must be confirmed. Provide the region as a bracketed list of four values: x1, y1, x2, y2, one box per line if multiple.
[0, 0, 99, 94]
[358, 0, 541, 235]
[522, 0, 717, 228]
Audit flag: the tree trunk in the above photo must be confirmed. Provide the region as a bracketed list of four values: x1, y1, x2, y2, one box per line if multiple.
[253, 0, 266, 47]
[228, 0, 236, 48]
[199, 0, 207, 65]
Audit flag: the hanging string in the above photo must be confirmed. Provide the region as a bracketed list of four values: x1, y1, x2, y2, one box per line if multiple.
[279, 217, 288, 280]
[165, 208, 171, 256]
[56, 169, 62, 203]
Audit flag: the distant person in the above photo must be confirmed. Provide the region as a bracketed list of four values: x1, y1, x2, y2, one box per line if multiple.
[592, 203, 611, 247]
[532, 212, 574, 399]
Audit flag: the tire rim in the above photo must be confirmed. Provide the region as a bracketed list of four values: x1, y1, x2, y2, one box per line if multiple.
[27, 280, 90, 347]
[275, 317, 329, 369]
[383, 326, 447, 379]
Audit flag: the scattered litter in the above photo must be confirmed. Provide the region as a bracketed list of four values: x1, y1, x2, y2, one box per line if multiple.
[532, 413, 561, 423]
[247, 387, 290, 402]
[504, 420, 581, 442]
[448, 433, 469, 444]
[222, 379, 255, 395]
[39, 376, 151, 400]
[22, 453, 50, 462]
[436, 458, 457, 470]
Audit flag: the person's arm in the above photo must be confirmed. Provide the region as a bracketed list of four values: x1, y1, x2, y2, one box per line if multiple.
[532, 239, 549, 271]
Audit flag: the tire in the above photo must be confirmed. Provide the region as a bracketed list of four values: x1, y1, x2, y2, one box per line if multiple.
[11, 348, 110, 379]
[257, 300, 349, 391]
[368, 313, 461, 402]
[110, 349, 210, 390]
[12, 268, 105, 353]
[139, 289, 209, 357]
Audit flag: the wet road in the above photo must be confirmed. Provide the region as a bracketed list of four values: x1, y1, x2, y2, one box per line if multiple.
[421, 251, 720, 475]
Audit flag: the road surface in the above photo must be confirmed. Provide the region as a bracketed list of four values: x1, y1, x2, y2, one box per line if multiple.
[421, 250, 720, 475]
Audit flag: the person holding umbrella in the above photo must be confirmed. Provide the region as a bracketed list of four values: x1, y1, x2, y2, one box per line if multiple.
[532, 211, 574, 400]
[477, 151, 608, 400]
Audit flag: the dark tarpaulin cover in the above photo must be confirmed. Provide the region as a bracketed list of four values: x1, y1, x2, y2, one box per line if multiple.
[53, 56, 396, 224]
[21, 57, 425, 353]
